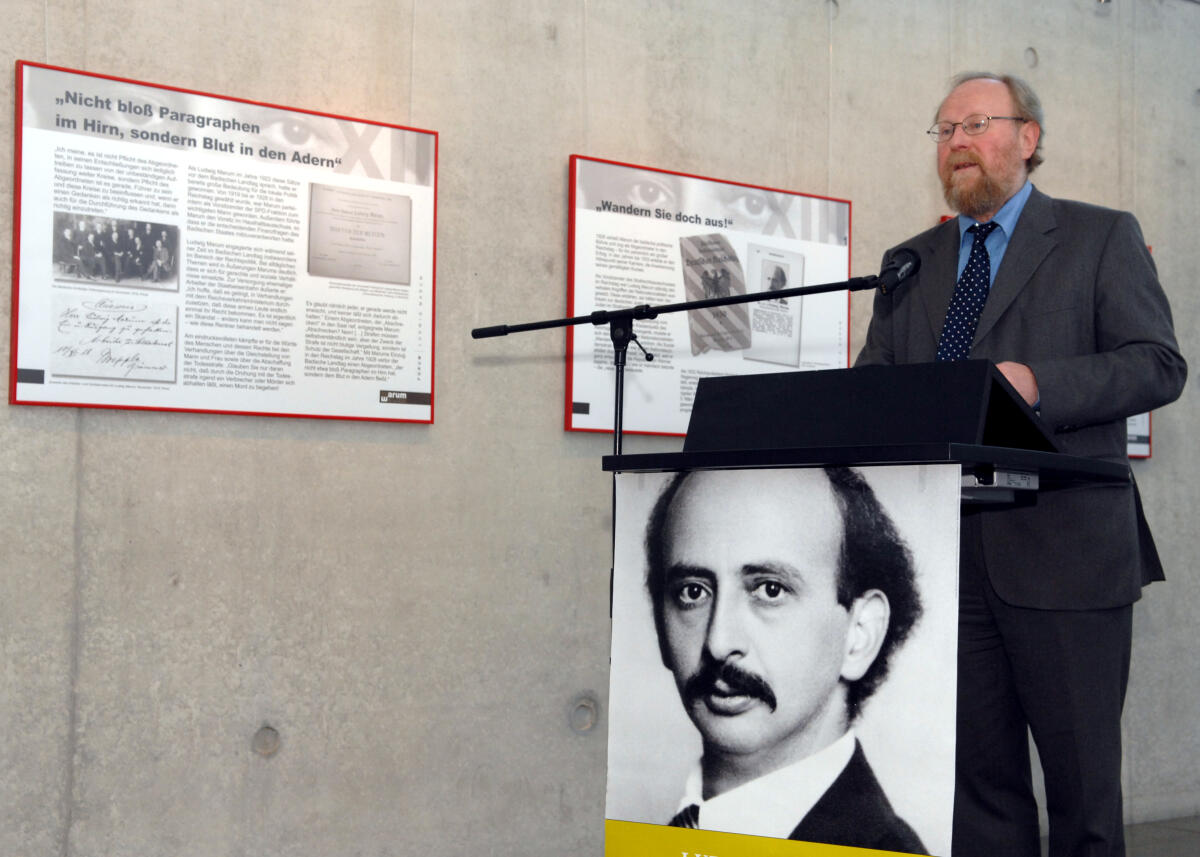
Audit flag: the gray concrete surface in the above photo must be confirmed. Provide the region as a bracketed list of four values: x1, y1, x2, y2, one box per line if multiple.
[1044, 815, 1200, 857]
[2, 1, 1198, 855]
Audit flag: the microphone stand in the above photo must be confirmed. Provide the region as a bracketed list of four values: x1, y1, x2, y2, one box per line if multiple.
[472, 271, 896, 456]
[472, 261, 916, 615]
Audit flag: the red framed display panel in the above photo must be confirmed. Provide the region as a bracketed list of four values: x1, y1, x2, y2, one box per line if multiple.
[11, 61, 437, 423]
[566, 155, 852, 437]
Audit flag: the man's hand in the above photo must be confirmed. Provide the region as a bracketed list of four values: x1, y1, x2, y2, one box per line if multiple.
[996, 361, 1039, 407]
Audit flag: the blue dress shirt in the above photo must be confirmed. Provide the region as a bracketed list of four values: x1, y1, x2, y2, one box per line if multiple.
[956, 180, 1034, 284]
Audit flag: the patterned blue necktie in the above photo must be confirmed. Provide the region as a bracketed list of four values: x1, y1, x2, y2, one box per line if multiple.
[936, 221, 1000, 361]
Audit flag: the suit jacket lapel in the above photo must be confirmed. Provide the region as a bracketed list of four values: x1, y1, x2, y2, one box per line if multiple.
[974, 186, 1058, 346]
[918, 220, 962, 354]
[789, 742, 875, 844]
[787, 741, 922, 853]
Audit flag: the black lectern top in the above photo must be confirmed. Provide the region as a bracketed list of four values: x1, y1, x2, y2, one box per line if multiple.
[682, 361, 1056, 454]
[603, 362, 1129, 488]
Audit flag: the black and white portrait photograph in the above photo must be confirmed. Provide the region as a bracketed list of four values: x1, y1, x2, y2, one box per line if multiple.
[606, 464, 961, 856]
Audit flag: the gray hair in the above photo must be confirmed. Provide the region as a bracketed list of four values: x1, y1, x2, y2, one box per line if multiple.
[943, 71, 1045, 172]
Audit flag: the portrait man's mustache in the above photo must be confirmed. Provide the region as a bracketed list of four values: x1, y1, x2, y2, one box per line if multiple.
[684, 657, 778, 714]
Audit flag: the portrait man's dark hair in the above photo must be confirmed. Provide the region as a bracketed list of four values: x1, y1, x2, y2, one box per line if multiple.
[644, 466, 921, 716]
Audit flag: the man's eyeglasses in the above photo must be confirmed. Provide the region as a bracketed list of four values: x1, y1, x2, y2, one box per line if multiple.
[927, 114, 1027, 143]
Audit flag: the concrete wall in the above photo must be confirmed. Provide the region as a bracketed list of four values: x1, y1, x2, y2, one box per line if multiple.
[2, 1, 1197, 854]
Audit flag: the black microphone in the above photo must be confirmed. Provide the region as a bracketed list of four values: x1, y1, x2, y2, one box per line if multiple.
[875, 248, 921, 295]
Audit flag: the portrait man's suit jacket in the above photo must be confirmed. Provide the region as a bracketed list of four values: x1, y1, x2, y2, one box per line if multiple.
[857, 186, 1186, 609]
[788, 741, 926, 855]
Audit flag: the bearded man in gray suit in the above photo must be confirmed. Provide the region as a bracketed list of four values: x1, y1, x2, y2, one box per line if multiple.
[857, 72, 1186, 857]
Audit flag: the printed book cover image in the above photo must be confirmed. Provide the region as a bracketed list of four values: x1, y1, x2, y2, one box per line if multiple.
[744, 244, 805, 368]
[308, 183, 413, 285]
[679, 233, 751, 356]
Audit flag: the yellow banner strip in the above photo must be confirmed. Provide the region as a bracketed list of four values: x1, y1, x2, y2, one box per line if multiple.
[605, 819, 918, 857]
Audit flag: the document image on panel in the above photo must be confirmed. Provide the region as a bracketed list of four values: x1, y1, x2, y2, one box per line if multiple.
[743, 243, 804, 368]
[307, 183, 412, 285]
[50, 294, 178, 383]
[679, 233, 750, 356]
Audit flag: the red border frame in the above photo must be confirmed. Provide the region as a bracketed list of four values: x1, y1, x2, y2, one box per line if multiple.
[10, 60, 438, 424]
[565, 154, 853, 437]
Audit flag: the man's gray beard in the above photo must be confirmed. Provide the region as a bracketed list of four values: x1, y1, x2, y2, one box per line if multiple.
[943, 170, 1009, 220]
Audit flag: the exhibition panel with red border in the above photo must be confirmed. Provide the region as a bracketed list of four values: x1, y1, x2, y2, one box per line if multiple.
[567, 155, 851, 437]
[11, 61, 437, 423]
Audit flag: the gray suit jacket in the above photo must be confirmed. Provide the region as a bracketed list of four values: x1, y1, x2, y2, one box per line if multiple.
[857, 186, 1186, 609]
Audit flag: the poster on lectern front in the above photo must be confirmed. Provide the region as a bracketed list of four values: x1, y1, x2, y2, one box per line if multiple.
[567, 156, 851, 436]
[10, 61, 437, 422]
[606, 464, 960, 856]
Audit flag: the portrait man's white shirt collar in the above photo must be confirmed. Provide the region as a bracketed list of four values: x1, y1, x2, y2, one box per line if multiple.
[676, 730, 857, 839]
